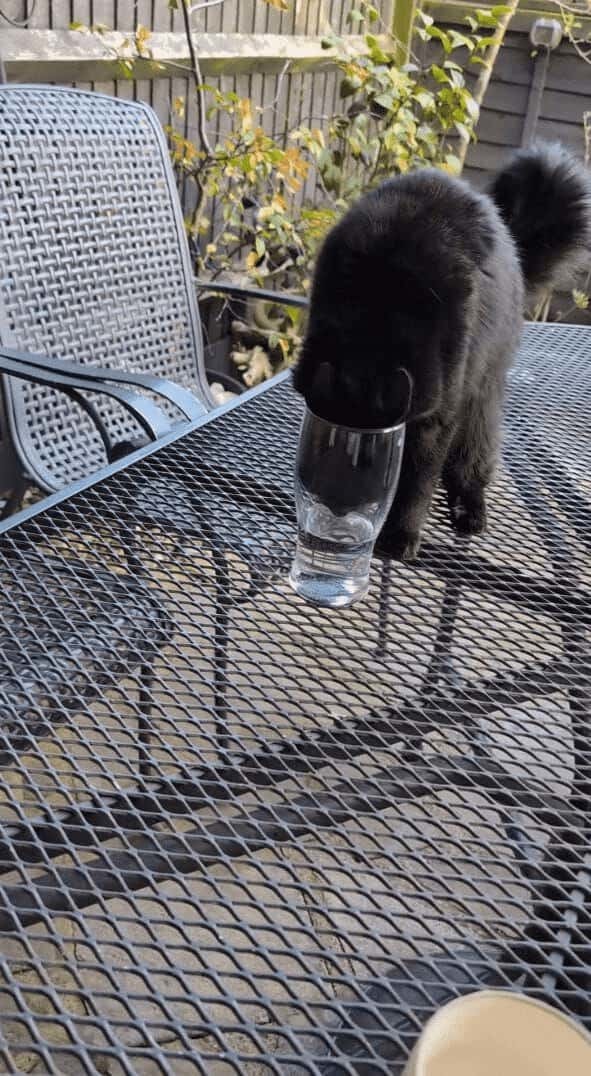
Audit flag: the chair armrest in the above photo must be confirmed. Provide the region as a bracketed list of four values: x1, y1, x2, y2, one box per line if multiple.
[195, 278, 309, 310]
[0, 350, 174, 444]
[0, 346, 208, 424]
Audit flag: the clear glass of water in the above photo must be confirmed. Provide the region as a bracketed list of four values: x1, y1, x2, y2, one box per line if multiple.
[289, 407, 406, 608]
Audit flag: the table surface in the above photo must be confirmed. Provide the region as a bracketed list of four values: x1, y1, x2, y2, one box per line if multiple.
[0, 322, 589, 1075]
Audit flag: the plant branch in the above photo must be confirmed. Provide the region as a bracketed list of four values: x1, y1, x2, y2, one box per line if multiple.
[456, 0, 519, 171]
[180, 0, 212, 158]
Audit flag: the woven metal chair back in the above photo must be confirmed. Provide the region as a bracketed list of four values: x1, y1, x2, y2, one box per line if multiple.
[0, 86, 211, 491]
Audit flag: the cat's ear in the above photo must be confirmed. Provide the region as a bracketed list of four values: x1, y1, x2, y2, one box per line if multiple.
[392, 367, 413, 421]
[292, 337, 336, 403]
[374, 366, 413, 426]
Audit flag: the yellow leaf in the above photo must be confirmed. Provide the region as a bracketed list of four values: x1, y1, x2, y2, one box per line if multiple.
[135, 24, 152, 57]
[573, 288, 589, 309]
[262, 0, 289, 9]
[246, 251, 258, 271]
[205, 242, 217, 255]
[172, 96, 185, 118]
[238, 98, 253, 131]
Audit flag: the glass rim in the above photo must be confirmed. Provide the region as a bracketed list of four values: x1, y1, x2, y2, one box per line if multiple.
[303, 403, 407, 436]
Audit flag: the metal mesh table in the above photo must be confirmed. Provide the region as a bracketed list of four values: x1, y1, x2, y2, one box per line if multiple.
[0, 322, 589, 1074]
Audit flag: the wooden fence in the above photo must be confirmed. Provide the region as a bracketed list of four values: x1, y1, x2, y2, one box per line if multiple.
[1, 1, 588, 181]
[1, 0, 589, 241]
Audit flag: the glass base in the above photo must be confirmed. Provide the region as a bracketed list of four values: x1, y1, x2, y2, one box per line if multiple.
[288, 534, 372, 609]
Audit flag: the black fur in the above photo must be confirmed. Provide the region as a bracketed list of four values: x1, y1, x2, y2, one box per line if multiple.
[293, 145, 591, 560]
[490, 143, 591, 295]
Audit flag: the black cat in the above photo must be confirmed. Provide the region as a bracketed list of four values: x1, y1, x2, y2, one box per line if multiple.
[293, 144, 591, 560]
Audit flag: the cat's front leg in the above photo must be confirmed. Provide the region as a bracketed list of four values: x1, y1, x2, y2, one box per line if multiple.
[381, 416, 453, 561]
[442, 382, 502, 538]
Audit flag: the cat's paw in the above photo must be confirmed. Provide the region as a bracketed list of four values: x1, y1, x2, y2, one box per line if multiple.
[381, 528, 422, 561]
[449, 495, 487, 537]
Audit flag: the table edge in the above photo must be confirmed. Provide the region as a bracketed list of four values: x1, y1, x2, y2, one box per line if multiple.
[0, 369, 292, 537]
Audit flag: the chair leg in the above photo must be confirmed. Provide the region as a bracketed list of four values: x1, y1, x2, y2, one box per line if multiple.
[1, 477, 29, 520]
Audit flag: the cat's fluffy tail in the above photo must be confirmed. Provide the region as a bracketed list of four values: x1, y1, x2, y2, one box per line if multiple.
[489, 143, 591, 293]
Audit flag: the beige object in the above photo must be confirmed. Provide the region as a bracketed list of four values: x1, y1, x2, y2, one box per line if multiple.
[403, 990, 591, 1076]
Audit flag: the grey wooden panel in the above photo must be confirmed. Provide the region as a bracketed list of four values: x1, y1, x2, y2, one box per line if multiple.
[474, 80, 529, 116]
[488, 41, 590, 94]
[536, 118, 585, 154]
[475, 109, 524, 147]
[463, 165, 490, 192]
[542, 88, 591, 124]
[467, 140, 514, 172]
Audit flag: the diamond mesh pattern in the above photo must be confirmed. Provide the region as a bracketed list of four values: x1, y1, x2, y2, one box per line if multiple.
[0, 323, 589, 1073]
[0, 86, 210, 492]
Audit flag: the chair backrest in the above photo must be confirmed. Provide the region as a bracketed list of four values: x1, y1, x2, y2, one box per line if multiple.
[0, 86, 212, 491]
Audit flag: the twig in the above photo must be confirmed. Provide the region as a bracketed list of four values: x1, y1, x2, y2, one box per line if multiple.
[263, 59, 292, 118]
[456, 0, 519, 171]
[180, 0, 212, 157]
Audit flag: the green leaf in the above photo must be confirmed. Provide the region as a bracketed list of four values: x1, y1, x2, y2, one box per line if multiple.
[367, 5, 379, 23]
[448, 30, 475, 51]
[426, 25, 452, 52]
[431, 65, 450, 84]
[448, 67, 465, 88]
[374, 92, 394, 109]
[414, 89, 435, 111]
[474, 8, 503, 27]
[69, 20, 85, 30]
[491, 5, 513, 15]
[167, 0, 178, 8]
[475, 34, 502, 50]
[255, 237, 266, 258]
[365, 33, 388, 62]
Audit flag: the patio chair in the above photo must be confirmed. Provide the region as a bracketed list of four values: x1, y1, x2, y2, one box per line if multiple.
[0, 85, 303, 747]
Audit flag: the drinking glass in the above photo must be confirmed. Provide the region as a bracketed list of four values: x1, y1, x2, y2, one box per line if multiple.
[289, 407, 405, 607]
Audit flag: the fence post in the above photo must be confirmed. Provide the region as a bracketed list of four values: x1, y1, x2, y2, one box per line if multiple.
[521, 18, 562, 147]
[392, 0, 417, 67]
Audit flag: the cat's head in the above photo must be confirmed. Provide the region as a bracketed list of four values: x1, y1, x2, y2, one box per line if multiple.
[293, 172, 492, 428]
